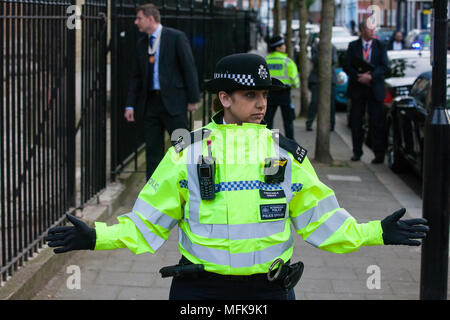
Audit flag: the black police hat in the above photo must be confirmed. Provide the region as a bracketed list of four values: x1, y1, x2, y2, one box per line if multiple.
[205, 53, 285, 93]
[268, 35, 285, 49]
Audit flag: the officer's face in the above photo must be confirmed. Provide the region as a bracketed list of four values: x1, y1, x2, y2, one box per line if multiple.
[220, 90, 268, 125]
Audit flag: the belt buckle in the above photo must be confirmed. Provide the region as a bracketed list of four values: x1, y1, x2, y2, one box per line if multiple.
[267, 258, 284, 282]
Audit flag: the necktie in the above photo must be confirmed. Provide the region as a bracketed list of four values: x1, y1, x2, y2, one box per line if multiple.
[148, 35, 155, 90]
[363, 43, 370, 62]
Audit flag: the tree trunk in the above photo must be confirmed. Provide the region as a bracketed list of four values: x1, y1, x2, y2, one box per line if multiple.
[297, 0, 309, 117]
[314, 0, 334, 163]
[286, 0, 294, 59]
[273, 0, 282, 36]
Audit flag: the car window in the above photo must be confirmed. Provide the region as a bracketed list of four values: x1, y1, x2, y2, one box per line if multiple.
[410, 78, 430, 105]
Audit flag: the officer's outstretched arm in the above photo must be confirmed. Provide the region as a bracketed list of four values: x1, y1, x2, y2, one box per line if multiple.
[380, 208, 428, 246]
[45, 214, 96, 254]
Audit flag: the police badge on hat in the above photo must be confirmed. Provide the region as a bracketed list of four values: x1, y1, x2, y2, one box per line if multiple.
[258, 65, 268, 79]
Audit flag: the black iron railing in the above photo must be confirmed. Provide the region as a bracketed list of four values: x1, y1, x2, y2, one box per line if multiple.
[0, 0, 256, 285]
[0, 0, 76, 283]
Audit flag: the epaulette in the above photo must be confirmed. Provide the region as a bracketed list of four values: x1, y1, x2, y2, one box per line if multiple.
[172, 128, 212, 153]
[272, 131, 307, 164]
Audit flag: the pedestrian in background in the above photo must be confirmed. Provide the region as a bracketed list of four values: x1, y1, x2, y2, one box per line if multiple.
[343, 20, 389, 164]
[264, 35, 300, 140]
[305, 41, 337, 132]
[124, 3, 200, 181]
[388, 31, 405, 51]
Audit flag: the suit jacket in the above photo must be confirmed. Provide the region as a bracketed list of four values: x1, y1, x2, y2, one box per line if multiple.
[126, 26, 200, 117]
[343, 38, 389, 102]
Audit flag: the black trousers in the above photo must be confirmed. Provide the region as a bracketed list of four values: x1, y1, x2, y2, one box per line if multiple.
[265, 88, 294, 139]
[265, 104, 295, 139]
[169, 275, 296, 300]
[143, 91, 188, 180]
[349, 87, 385, 158]
[306, 83, 336, 129]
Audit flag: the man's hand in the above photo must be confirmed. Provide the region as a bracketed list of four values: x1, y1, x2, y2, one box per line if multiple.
[187, 103, 198, 112]
[381, 208, 429, 246]
[124, 109, 135, 122]
[357, 72, 372, 86]
[45, 214, 96, 253]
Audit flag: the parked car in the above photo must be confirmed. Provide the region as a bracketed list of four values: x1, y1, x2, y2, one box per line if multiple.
[335, 67, 348, 109]
[331, 26, 358, 51]
[404, 29, 431, 50]
[386, 70, 450, 176]
[384, 50, 450, 124]
[383, 49, 450, 108]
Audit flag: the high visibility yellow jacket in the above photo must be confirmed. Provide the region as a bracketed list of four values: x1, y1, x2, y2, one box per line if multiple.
[265, 51, 300, 88]
[94, 111, 384, 275]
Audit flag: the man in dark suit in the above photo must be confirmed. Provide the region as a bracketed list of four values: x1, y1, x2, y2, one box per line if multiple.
[124, 3, 200, 180]
[343, 20, 389, 164]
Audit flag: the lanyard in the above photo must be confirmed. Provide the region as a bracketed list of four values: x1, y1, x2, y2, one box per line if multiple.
[148, 26, 162, 56]
[362, 41, 371, 62]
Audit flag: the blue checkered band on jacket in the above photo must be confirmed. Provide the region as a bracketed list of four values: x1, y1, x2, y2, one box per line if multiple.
[179, 180, 303, 193]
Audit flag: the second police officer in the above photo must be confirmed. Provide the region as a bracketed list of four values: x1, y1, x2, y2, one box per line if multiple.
[265, 35, 300, 140]
[45, 53, 428, 300]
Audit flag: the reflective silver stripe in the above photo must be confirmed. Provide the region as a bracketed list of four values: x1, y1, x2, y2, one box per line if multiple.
[179, 227, 293, 268]
[186, 140, 203, 223]
[291, 195, 340, 231]
[133, 198, 179, 230]
[305, 209, 351, 247]
[186, 218, 287, 240]
[120, 212, 166, 251]
[278, 147, 293, 203]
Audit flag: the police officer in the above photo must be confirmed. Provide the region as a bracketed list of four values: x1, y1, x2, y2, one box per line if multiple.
[264, 35, 300, 140]
[45, 53, 428, 300]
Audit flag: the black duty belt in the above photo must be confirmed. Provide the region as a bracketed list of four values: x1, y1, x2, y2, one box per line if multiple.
[159, 256, 304, 290]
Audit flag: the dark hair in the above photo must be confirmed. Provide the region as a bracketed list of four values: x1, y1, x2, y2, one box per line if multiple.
[137, 3, 160, 23]
[212, 91, 234, 113]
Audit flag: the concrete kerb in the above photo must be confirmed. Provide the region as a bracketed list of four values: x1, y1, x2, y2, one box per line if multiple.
[0, 149, 147, 300]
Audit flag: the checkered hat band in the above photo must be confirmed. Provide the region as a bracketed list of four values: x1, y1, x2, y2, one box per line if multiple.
[214, 73, 256, 86]
[179, 180, 303, 193]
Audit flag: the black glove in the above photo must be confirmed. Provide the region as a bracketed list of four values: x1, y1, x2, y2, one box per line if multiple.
[45, 214, 96, 253]
[381, 208, 429, 246]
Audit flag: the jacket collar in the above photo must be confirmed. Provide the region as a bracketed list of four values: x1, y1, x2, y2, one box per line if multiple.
[211, 110, 268, 127]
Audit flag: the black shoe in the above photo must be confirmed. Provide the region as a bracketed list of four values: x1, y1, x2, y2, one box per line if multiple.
[351, 155, 361, 161]
[306, 126, 312, 131]
[371, 156, 384, 164]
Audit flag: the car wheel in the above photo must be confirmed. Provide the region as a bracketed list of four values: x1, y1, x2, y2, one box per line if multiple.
[386, 120, 406, 173]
